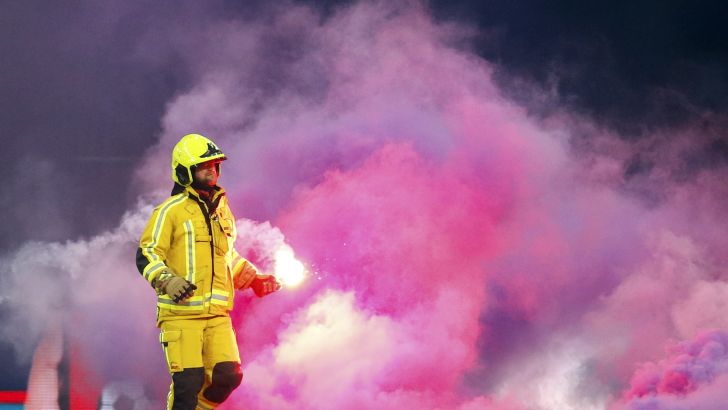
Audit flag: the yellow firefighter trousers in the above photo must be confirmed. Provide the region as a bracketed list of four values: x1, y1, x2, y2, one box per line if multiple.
[160, 316, 242, 410]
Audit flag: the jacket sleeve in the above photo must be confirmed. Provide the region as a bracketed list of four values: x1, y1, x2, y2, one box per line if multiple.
[136, 205, 175, 287]
[230, 247, 259, 289]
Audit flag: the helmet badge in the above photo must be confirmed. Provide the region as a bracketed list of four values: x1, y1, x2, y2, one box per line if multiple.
[201, 142, 223, 158]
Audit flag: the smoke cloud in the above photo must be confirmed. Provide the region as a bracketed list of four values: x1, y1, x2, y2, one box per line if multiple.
[617, 330, 728, 409]
[1, 1, 727, 409]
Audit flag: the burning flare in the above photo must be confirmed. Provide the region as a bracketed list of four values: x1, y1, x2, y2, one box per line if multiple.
[274, 246, 306, 288]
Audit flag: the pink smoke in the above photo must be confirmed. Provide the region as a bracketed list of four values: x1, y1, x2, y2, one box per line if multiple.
[24, 1, 719, 409]
[615, 330, 728, 409]
[132, 2, 728, 409]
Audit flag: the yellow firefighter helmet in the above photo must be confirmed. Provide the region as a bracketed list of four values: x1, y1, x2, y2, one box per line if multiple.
[171, 133, 227, 186]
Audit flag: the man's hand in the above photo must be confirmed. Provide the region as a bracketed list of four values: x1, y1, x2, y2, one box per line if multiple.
[163, 276, 197, 303]
[250, 275, 281, 297]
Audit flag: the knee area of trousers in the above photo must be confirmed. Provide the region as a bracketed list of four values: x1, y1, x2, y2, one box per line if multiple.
[172, 367, 205, 391]
[212, 361, 243, 388]
[202, 362, 242, 404]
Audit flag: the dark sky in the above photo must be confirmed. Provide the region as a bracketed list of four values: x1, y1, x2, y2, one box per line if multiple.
[1, 0, 727, 390]
[433, 0, 728, 135]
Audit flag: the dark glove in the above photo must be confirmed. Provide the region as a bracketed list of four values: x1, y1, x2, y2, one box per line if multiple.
[250, 275, 281, 297]
[164, 276, 197, 303]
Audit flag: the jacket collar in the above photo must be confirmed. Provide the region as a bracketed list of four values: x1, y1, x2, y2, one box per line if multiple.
[184, 185, 226, 202]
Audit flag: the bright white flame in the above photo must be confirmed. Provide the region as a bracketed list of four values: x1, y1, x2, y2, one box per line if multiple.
[274, 246, 306, 288]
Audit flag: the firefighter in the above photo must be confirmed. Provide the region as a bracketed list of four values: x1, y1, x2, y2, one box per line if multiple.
[136, 133, 280, 410]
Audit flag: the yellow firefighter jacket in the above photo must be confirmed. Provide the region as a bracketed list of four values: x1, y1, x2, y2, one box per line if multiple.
[136, 186, 258, 325]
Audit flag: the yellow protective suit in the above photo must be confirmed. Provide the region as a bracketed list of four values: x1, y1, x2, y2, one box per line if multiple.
[136, 185, 257, 409]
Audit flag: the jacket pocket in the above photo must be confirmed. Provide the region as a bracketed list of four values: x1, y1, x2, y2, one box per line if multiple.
[212, 218, 230, 256]
[195, 234, 211, 243]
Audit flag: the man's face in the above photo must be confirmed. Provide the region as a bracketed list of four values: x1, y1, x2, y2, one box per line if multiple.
[193, 160, 220, 187]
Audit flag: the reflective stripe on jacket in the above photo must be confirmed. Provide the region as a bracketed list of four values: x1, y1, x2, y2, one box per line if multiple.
[136, 186, 258, 324]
